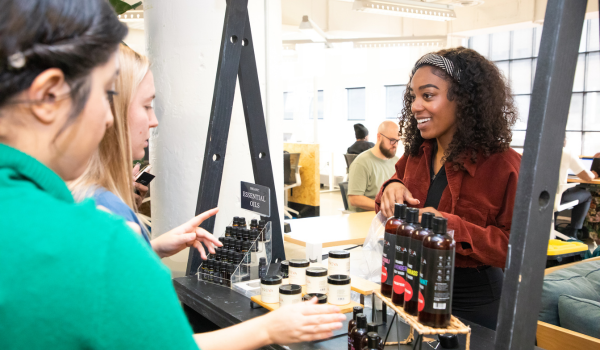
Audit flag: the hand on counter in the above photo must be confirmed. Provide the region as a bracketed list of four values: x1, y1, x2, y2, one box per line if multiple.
[193, 298, 345, 350]
[151, 207, 221, 259]
[380, 182, 420, 217]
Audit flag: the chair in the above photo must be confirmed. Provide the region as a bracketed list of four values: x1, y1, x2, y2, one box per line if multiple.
[550, 183, 579, 240]
[284, 152, 301, 218]
[343, 154, 358, 181]
[339, 181, 349, 211]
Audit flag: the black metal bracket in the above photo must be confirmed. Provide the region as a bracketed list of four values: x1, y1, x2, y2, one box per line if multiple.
[494, 0, 588, 348]
[186, 0, 285, 275]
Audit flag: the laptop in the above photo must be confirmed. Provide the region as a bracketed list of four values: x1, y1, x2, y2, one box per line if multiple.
[568, 157, 595, 176]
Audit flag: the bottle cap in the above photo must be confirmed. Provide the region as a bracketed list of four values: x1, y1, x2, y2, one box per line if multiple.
[261, 275, 282, 285]
[251, 219, 258, 226]
[306, 267, 328, 277]
[250, 229, 259, 240]
[214, 261, 221, 269]
[259, 257, 267, 264]
[367, 332, 381, 348]
[218, 237, 225, 245]
[289, 259, 310, 268]
[279, 284, 302, 295]
[239, 217, 246, 225]
[233, 216, 240, 224]
[367, 322, 378, 333]
[225, 226, 232, 234]
[433, 217, 448, 234]
[329, 250, 350, 259]
[356, 313, 367, 328]
[327, 274, 351, 285]
[303, 293, 327, 303]
[406, 207, 419, 224]
[207, 260, 214, 268]
[353, 306, 364, 320]
[421, 212, 434, 229]
[279, 260, 289, 274]
[259, 219, 267, 227]
[242, 229, 249, 241]
[394, 203, 407, 219]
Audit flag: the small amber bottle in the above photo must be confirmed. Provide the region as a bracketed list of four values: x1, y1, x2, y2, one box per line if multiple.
[242, 228, 250, 241]
[228, 263, 236, 286]
[239, 217, 247, 228]
[347, 306, 363, 350]
[207, 260, 214, 282]
[250, 229, 259, 252]
[235, 240, 242, 253]
[242, 241, 251, 264]
[229, 250, 236, 264]
[215, 261, 222, 284]
[225, 226, 232, 237]
[360, 323, 381, 350]
[232, 217, 240, 227]
[250, 218, 258, 230]
[258, 219, 267, 241]
[200, 262, 207, 280]
[349, 313, 367, 350]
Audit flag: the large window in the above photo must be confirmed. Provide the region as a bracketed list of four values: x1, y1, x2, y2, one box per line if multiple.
[385, 85, 406, 119]
[347, 87, 366, 121]
[469, 18, 599, 155]
[309, 90, 324, 120]
[283, 92, 295, 120]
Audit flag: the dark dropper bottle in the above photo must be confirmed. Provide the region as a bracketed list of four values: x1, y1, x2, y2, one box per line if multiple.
[418, 217, 455, 328]
[348, 313, 367, 350]
[359, 323, 380, 349]
[347, 306, 363, 350]
[364, 332, 383, 350]
[381, 203, 406, 298]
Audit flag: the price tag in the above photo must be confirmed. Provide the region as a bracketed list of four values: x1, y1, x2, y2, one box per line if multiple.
[241, 181, 270, 217]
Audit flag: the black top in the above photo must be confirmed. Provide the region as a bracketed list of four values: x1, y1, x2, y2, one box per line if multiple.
[423, 143, 449, 210]
[347, 141, 375, 155]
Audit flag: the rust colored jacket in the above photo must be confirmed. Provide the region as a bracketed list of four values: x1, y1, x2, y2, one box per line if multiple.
[374, 140, 521, 268]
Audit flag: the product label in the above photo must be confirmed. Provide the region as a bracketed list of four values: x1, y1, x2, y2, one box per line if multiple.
[328, 284, 351, 305]
[382, 232, 396, 286]
[261, 284, 279, 304]
[279, 293, 301, 306]
[241, 181, 271, 217]
[420, 246, 455, 315]
[404, 238, 422, 303]
[307, 276, 328, 294]
[289, 266, 306, 285]
[393, 235, 408, 294]
[328, 257, 350, 275]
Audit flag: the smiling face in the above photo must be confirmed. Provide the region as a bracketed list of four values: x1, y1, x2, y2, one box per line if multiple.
[128, 70, 157, 160]
[409, 66, 458, 145]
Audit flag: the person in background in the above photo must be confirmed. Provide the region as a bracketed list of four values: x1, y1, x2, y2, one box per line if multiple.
[347, 123, 374, 154]
[557, 138, 597, 238]
[0, 1, 344, 349]
[347, 121, 400, 212]
[376, 48, 521, 330]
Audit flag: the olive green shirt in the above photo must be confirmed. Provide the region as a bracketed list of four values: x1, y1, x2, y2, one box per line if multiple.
[0, 144, 198, 350]
[347, 149, 399, 212]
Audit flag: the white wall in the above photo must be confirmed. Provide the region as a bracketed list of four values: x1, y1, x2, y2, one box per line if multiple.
[145, 0, 283, 276]
[123, 28, 146, 55]
[281, 42, 465, 177]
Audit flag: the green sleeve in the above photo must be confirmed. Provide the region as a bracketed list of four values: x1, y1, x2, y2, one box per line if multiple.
[96, 223, 199, 350]
[348, 159, 369, 196]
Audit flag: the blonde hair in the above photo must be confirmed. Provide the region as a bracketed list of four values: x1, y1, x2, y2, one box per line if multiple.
[70, 44, 150, 210]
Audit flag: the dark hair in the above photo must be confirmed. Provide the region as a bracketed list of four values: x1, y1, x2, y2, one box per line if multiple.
[400, 47, 518, 168]
[0, 0, 128, 122]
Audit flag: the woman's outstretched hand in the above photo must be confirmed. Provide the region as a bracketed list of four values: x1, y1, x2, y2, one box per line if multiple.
[380, 182, 420, 217]
[151, 208, 221, 259]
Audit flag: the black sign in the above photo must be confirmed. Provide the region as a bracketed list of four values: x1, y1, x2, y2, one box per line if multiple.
[241, 181, 270, 217]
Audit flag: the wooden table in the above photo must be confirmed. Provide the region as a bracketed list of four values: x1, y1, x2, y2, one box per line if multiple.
[567, 177, 600, 185]
[284, 211, 376, 247]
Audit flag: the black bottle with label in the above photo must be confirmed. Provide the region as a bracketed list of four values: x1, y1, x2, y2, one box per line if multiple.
[418, 217, 455, 328]
[390, 204, 414, 306]
[403, 208, 426, 316]
[381, 203, 406, 298]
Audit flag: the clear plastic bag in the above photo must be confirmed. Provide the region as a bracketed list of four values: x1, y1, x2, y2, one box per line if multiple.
[357, 211, 388, 284]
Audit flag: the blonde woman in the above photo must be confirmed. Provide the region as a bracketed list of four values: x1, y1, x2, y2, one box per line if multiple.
[71, 44, 216, 259]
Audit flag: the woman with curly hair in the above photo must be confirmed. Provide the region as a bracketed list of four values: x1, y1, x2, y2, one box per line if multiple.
[375, 47, 521, 329]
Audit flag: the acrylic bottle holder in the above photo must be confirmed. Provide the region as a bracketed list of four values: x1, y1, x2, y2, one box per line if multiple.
[196, 219, 272, 294]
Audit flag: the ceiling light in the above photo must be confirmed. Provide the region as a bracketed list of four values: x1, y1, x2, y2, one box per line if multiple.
[352, 35, 446, 48]
[298, 15, 332, 47]
[352, 0, 456, 21]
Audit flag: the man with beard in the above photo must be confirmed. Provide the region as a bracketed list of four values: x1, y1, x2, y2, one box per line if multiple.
[347, 121, 400, 212]
[347, 123, 375, 155]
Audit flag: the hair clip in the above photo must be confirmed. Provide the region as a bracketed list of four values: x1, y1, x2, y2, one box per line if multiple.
[7, 51, 26, 70]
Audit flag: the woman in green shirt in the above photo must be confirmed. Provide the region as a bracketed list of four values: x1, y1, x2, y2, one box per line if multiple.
[0, 1, 344, 349]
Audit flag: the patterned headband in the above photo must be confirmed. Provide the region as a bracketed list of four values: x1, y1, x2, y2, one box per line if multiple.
[411, 53, 461, 82]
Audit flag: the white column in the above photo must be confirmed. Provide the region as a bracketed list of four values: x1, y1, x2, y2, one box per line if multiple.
[145, 0, 283, 276]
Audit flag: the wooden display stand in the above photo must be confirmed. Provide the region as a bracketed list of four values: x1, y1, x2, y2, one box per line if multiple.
[250, 294, 361, 314]
[374, 291, 471, 350]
